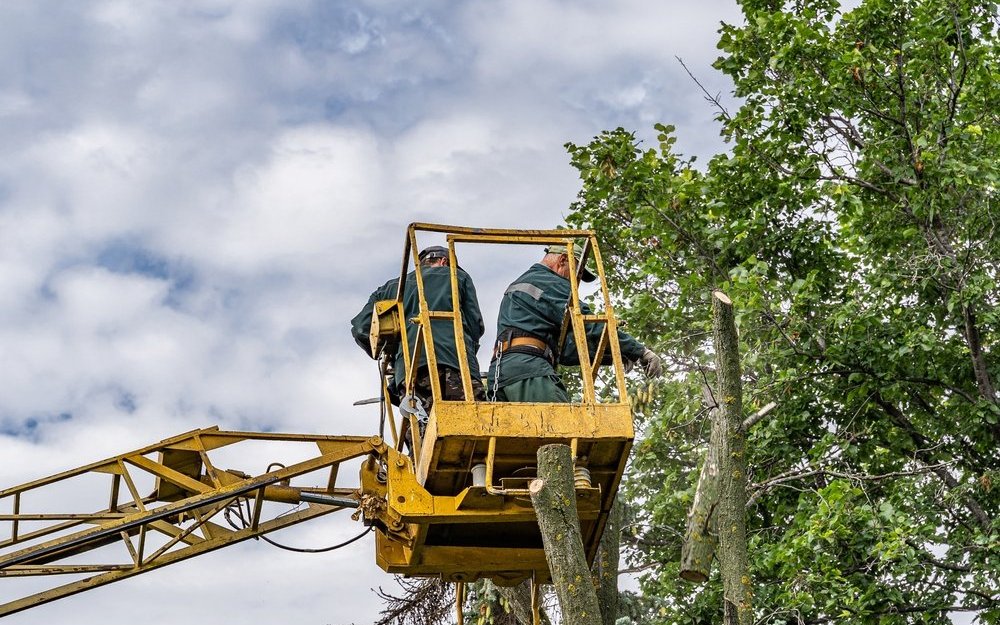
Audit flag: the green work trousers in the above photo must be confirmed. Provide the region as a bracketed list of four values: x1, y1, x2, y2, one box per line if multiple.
[495, 375, 569, 403]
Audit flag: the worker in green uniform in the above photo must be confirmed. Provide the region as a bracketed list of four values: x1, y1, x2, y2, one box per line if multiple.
[351, 246, 486, 409]
[487, 244, 663, 402]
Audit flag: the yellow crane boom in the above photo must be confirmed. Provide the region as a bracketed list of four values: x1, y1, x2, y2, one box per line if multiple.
[0, 428, 379, 617]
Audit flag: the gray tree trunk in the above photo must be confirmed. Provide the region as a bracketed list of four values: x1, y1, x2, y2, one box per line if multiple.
[495, 580, 551, 625]
[711, 290, 753, 625]
[529, 444, 603, 625]
[680, 385, 722, 582]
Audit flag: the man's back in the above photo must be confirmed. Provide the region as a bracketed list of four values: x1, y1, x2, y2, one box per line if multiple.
[403, 265, 484, 379]
[351, 264, 484, 399]
[488, 262, 570, 391]
[487, 250, 655, 402]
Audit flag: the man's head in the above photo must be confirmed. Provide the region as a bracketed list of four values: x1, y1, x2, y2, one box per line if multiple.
[542, 244, 597, 282]
[419, 246, 450, 267]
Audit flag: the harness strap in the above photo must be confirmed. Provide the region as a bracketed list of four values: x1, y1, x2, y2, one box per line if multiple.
[492, 331, 555, 366]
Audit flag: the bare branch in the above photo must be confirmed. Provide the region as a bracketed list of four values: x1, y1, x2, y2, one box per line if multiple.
[743, 402, 777, 430]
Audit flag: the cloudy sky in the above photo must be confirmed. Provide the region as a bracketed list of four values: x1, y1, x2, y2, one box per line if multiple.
[0, 1, 743, 623]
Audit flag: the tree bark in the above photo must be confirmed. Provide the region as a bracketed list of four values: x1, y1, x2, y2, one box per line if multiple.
[495, 580, 551, 625]
[680, 385, 721, 582]
[962, 304, 998, 403]
[712, 290, 753, 625]
[530, 444, 603, 625]
[592, 497, 622, 625]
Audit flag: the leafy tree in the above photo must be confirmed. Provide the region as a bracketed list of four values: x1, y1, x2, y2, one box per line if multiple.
[565, 0, 999, 623]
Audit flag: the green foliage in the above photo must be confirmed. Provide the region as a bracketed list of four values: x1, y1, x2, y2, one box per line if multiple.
[461, 580, 521, 625]
[565, 0, 999, 622]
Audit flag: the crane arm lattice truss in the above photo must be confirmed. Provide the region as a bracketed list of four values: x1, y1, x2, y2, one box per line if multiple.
[0, 427, 382, 617]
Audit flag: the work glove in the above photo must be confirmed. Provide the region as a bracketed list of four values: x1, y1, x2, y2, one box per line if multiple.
[639, 348, 663, 379]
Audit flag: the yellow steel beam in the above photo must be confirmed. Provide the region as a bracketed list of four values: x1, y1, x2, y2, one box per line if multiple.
[374, 529, 549, 579]
[382, 448, 601, 523]
[410, 222, 592, 238]
[125, 454, 213, 495]
[0, 430, 380, 618]
[446, 240, 474, 400]
[429, 402, 632, 441]
[0, 503, 338, 617]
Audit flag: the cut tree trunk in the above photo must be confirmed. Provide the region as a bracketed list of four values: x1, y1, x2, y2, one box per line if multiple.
[680, 385, 722, 582]
[712, 290, 753, 625]
[682, 394, 776, 581]
[530, 444, 602, 625]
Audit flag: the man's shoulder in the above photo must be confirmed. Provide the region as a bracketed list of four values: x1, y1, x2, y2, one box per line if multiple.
[511, 263, 544, 281]
[512, 264, 566, 290]
[417, 266, 478, 286]
[373, 277, 398, 298]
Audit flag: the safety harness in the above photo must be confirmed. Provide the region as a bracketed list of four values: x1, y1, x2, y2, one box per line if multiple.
[489, 327, 557, 402]
[492, 327, 556, 366]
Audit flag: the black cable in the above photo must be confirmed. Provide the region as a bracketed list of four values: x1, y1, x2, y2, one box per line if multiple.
[257, 525, 373, 553]
[223, 497, 373, 553]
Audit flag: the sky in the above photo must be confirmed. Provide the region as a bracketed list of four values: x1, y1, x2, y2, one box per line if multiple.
[0, 1, 744, 623]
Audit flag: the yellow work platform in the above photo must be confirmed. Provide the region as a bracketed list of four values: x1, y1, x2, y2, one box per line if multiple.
[364, 224, 635, 585]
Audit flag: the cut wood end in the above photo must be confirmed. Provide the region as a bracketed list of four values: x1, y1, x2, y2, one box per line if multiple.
[679, 569, 709, 583]
[712, 290, 732, 305]
[529, 478, 545, 494]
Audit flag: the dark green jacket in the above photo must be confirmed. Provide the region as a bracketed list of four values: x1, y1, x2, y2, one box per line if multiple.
[351, 266, 484, 394]
[487, 263, 645, 389]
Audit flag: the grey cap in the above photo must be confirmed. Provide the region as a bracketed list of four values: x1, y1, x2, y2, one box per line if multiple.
[418, 246, 449, 262]
[546, 244, 597, 282]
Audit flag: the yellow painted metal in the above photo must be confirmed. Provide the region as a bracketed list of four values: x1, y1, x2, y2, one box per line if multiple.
[483, 437, 510, 496]
[383, 375, 401, 447]
[447, 239, 474, 400]
[531, 573, 541, 625]
[374, 447, 602, 525]
[369, 299, 403, 358]
[374, 530, 548, 583]
[456, 581, 466, 625]
[0, 428, 379, 617]
[407, 227, 444, 402]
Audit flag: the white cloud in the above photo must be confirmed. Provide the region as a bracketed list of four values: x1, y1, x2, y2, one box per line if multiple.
[0, 0, 749, 621]
[173, 124, 387, 274]
[467, 0, 740, 76]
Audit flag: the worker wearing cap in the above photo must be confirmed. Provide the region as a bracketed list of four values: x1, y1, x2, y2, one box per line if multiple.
[351, 246, 486, 408]
[487, 244, 663, 402]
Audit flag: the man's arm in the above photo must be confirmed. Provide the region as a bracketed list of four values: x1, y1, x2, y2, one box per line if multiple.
[561, 299, 649, 367]
[459, 270, 485, 342]
[350, 293, 378, 354]
[349, 280, 396, 357]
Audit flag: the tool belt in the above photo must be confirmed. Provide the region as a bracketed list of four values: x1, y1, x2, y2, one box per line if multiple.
[493, 328, 556, 365]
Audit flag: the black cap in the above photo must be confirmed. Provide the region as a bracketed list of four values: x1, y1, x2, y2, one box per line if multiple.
[418, 246, 449, 262]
